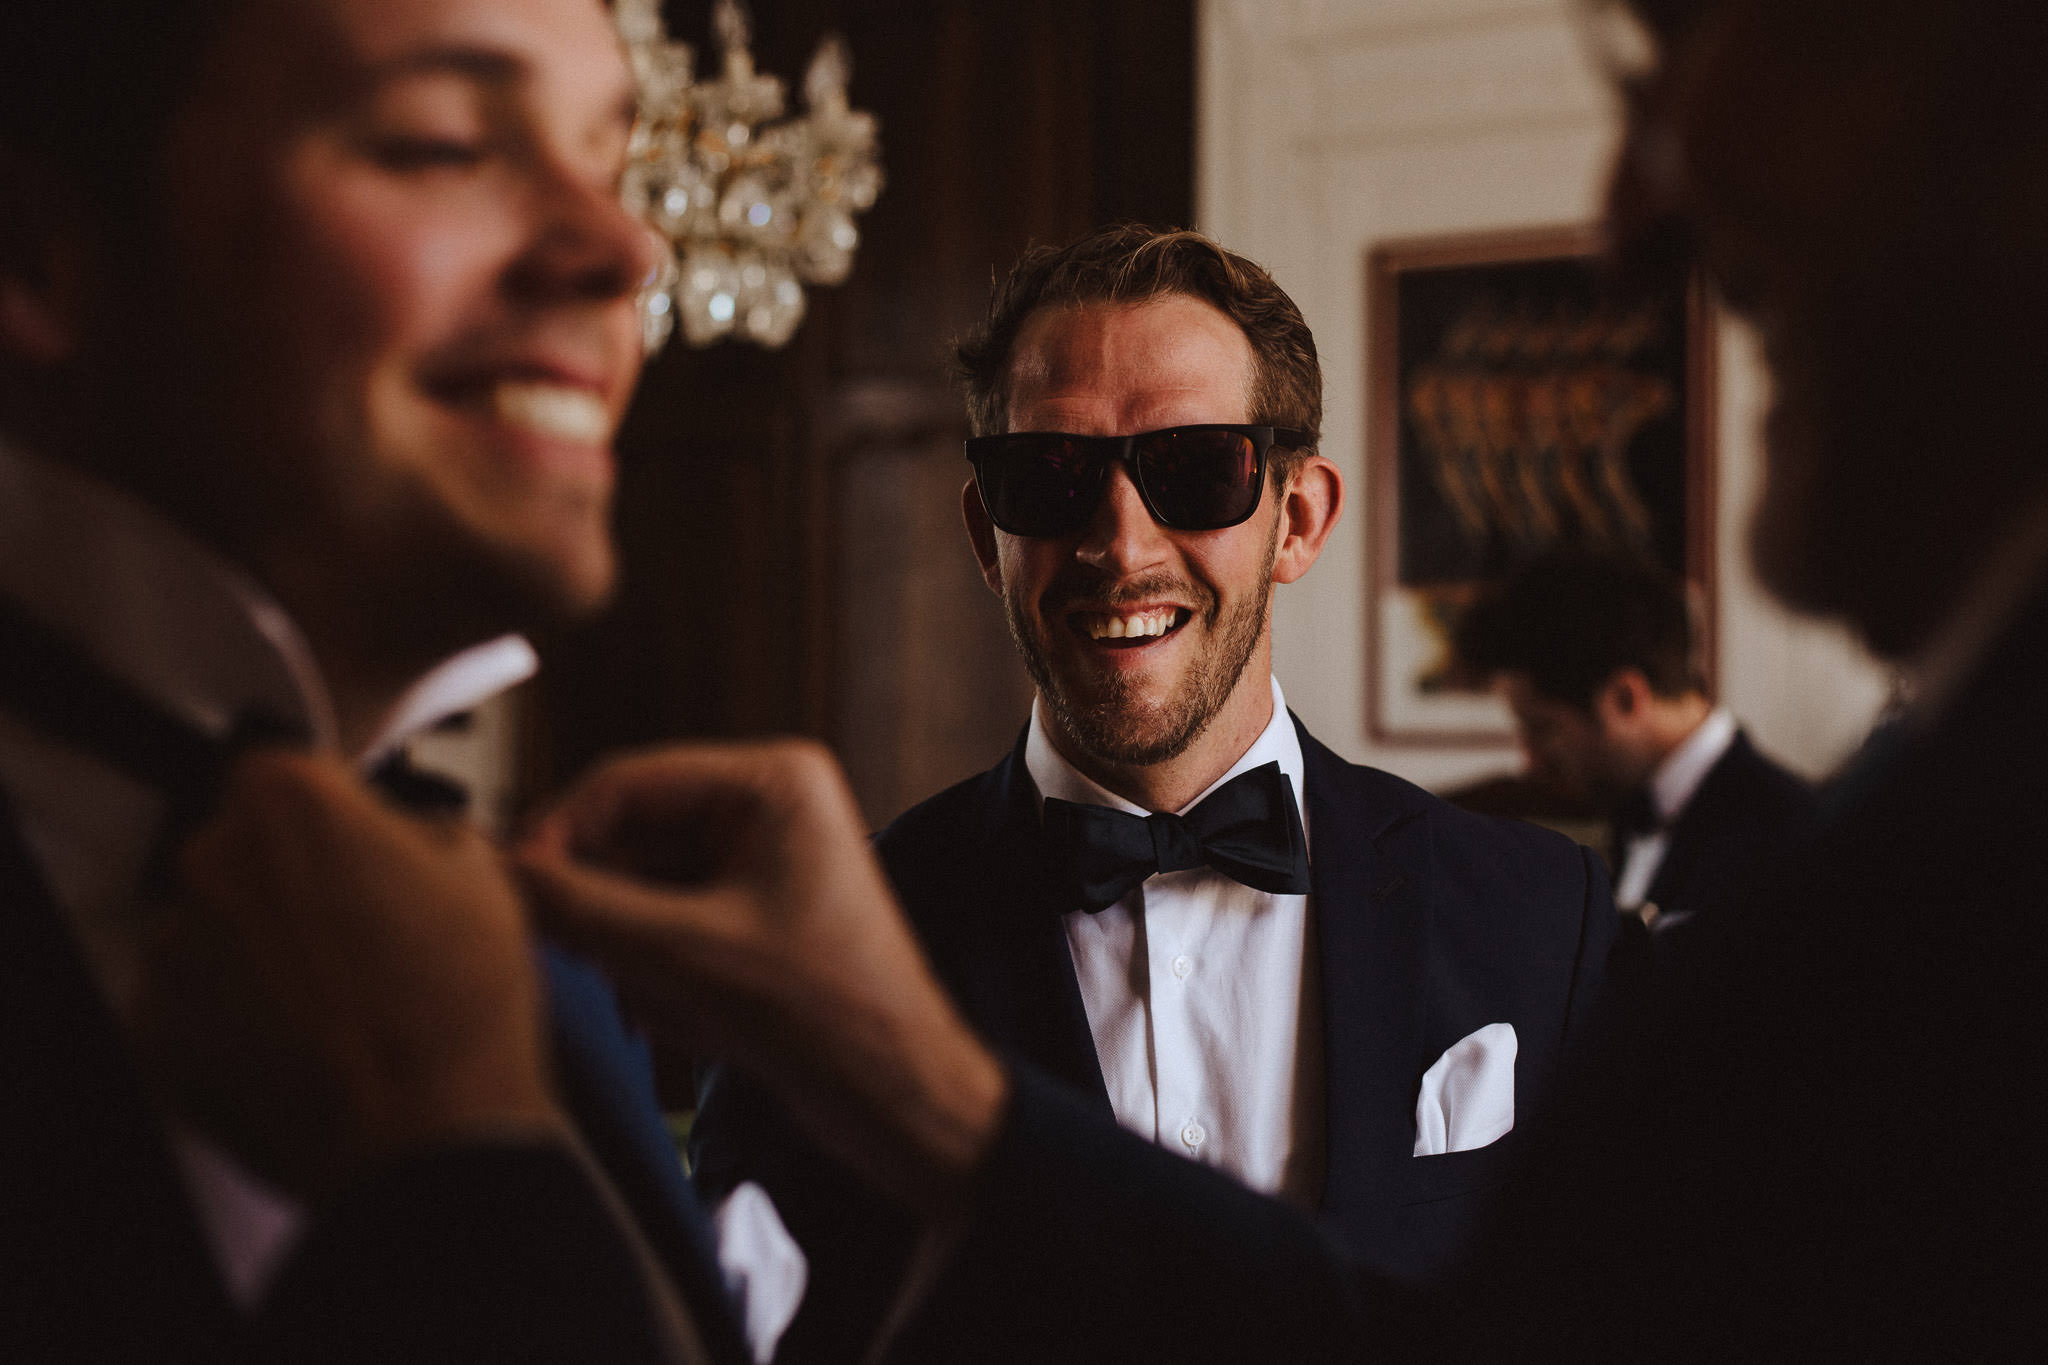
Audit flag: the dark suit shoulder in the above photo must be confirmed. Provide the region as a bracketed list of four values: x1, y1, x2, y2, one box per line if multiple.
[1708, 731, 1819, 823]
[1297, 723, 1595, 906]
[874, 758, 1010, 869]
[1647, 731, 1820, 922]
[870, 754, 1022, 938]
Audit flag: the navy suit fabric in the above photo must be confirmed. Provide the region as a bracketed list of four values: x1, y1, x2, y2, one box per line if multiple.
[0, 788, 747, 1363]
[693, 714, 1614, 1360]
[1635, 729, 1819, 923]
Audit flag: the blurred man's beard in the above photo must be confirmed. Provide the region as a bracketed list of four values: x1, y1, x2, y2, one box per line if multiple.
[343, 482, 619, 667]
[1748, 285, 2048, 661]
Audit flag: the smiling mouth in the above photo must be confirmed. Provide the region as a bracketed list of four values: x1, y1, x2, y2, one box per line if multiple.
[426, 370, 618, 445]
[488, 380, 612, 443]
[1069, 607, 1190, 647]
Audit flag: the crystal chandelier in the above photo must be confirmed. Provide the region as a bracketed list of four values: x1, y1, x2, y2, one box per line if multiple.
[616, 0, 884, 352]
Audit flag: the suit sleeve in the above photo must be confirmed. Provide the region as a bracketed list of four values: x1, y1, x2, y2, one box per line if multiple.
[1565, 843, 1620, 1046]
[258, 1138, 704, 1363]
[889, 1065, 1372, 1365]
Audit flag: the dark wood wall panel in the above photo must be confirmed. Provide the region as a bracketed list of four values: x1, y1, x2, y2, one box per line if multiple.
[529, 0, 1195, 825]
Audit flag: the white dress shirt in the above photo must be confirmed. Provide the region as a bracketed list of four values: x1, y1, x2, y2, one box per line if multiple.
[0, 441, 800, 1359]
[1612, 706, 1739, 912]
[1028, 675, 1326, 1206]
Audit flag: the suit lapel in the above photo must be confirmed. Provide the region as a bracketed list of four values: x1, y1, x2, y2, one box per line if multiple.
[1645, 732, 1749, 909]
[542, 947, 752, 1365]
[948, 736, 1113, 1114]
[1295, 719, 1429, 1228]
[0, 791, 241, 1356]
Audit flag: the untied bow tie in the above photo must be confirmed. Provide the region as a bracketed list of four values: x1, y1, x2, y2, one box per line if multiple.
[1040, 760, 1311, 913]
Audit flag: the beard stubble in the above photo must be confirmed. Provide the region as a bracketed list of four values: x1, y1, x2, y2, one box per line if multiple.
[1004, 514, 1279, 769]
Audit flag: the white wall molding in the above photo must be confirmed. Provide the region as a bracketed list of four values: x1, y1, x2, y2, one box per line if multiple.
[1300, 18, 1607, 145]
[1220, 0, 1562, 46]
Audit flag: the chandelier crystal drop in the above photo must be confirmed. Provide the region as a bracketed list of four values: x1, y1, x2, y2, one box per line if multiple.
[616, 0, 884, 352]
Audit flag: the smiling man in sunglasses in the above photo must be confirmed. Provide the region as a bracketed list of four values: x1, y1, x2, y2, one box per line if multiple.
[688, 225, 1617, 1356]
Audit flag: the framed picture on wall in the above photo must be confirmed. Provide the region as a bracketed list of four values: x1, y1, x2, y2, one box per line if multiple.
[1364, 224, 1716, 745]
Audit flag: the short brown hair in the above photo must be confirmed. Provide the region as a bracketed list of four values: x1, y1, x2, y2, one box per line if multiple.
[1454, 551, 1705, 712]
[0, 0, 233, 220]
[955, 225, 1322, 480]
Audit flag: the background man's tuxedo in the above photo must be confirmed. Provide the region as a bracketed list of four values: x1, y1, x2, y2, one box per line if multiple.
[694, 714, 1614, 1359]
[1626, 728, 1818, 925]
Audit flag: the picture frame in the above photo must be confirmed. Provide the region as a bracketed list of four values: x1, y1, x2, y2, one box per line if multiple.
[1364, 224, 1717, 746]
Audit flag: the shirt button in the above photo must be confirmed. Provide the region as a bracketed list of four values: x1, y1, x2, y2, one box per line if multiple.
[1181, 1122, 1207, 1150]
[1171, 954, 1192, 980]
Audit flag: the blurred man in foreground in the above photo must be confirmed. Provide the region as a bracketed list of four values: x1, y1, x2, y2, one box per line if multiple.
[0, 0, 770, 1357]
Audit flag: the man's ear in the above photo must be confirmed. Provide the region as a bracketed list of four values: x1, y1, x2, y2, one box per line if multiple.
[1595, 668, 1651, 724]
[1270, 453, 1344, 585]
[961, 477, 1005, 595]
[0, 144, 89, 366]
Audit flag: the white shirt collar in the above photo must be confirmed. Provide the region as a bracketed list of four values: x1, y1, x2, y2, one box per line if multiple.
[360, 635, 538, 768]
[1648, 706, 1738, 823]
[1025, 675, 1307, 831]
[0, 439, 534, 762]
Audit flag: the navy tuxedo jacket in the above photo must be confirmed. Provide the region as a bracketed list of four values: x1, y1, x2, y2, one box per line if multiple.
[694, 714, 1614, 1359]
[0, 792, 749, 1364]
[1635, 729, 1818, 924]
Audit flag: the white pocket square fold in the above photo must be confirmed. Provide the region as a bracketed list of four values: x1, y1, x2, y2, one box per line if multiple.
[1412, 1021, 1517, 1157]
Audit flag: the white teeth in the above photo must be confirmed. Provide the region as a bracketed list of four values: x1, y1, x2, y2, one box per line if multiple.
[1085, 609, 1180, 641]
[492, 382, 611, 442]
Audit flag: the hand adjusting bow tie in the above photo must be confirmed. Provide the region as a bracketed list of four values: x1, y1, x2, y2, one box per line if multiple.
[1040, 761, 1311, 913]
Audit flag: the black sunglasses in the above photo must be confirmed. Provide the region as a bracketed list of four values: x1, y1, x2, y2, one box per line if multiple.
[966, 424, 1309, 538]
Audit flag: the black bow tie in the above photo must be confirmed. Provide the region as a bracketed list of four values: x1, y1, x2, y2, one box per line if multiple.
[1612, 787, 1664, 844]
[1040, 761, 1311, 914]
[1608, 786, 1665, 874]
[368, 750, 472, 817]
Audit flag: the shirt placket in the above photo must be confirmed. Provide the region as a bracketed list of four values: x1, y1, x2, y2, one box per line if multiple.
[1145, 875, 1214, 1166]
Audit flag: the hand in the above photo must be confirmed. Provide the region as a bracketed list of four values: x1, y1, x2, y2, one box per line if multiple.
[135, 750, 564, 1201]
[514, 739, 1008, 1219]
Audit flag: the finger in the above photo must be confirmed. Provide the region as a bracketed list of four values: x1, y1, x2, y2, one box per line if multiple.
[225, 748, 371, 820]
[542, 738, 845, 860]
[176, 751, 326, 914]
[512, 842, 749, 964]
[521, 792, 734, 888]
[187, 749, 383, 864]
[540, 745, 769, 846]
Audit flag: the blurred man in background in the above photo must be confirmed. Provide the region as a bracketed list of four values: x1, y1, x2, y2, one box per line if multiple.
[1457, 552, 1816, 934]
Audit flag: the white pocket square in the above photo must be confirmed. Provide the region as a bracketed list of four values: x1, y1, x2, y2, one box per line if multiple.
[1412, 1022, 1517, 1157]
